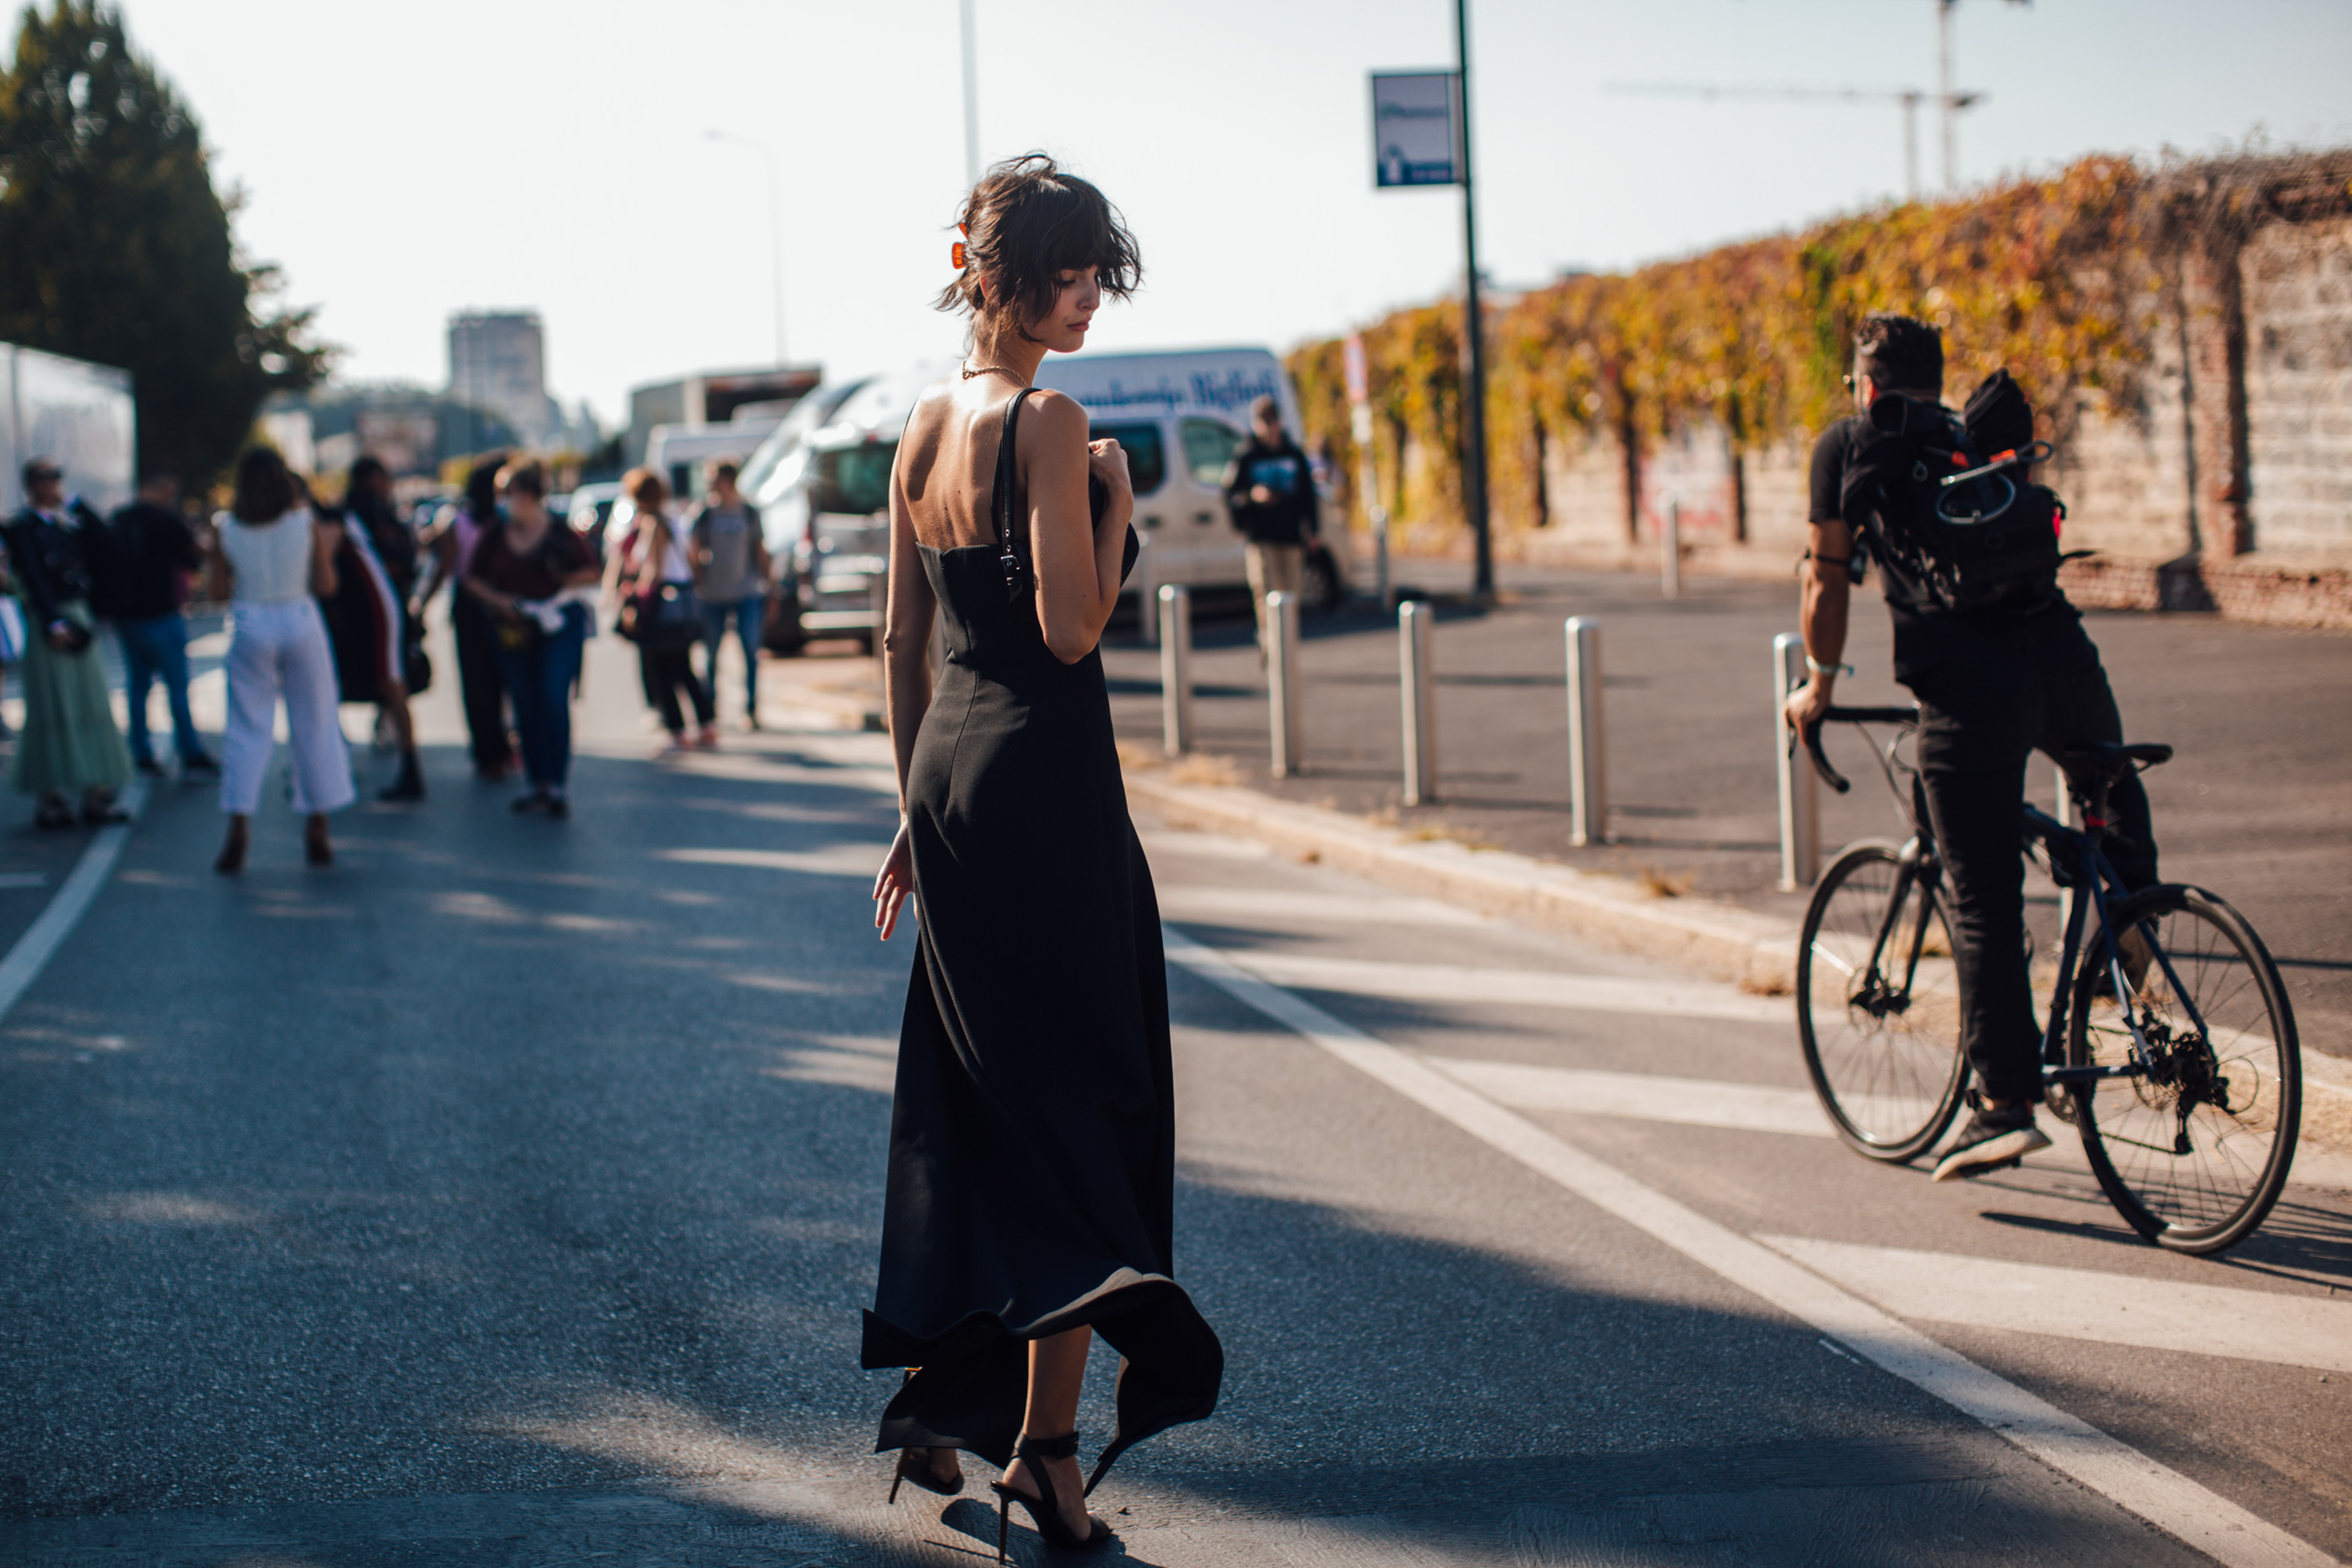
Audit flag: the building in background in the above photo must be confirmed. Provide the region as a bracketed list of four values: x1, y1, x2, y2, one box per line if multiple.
[2, 341, 135, 510]
[448, 310, 559, 449]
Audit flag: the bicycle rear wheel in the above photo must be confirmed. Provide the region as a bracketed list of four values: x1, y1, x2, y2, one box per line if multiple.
[2067, 885, 2300, 1255]
[1798, 841, 1969, 1161]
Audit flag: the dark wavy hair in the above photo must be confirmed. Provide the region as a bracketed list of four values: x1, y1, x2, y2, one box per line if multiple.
[936, 153, 1140, 328]
[232, 445, 298, 523]
[1854, 313, 1944, 393]
[464, 452, 510, 522]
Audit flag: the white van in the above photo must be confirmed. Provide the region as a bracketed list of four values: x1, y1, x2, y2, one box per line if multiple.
[739, 348, 1338, 652]
[1037, 347, 1343, 619]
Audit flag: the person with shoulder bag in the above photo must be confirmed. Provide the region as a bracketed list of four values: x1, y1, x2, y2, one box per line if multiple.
[1783, 313, 2161, 1184]
[610, 466, 714, 754]
[2, 458, 133, 828]
[463, 460, 600, 818]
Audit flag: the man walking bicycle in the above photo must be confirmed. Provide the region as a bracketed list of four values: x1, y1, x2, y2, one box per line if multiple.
[1782, 314, 2160, 1182]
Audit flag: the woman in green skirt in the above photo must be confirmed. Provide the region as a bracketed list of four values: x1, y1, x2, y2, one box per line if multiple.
[3, 459, 132, 828]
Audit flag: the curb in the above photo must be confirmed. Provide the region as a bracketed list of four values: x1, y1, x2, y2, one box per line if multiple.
[1124, 768, 1803, 993]
[1123, 766, 2352, 1186]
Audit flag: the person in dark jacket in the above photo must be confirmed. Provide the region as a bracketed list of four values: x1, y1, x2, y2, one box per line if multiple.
[2, 458, 132, 828]
[1221, 395, 1318, 660]
[416, 456, 514, 779]
[323, 456, 425, 801]
[98, 464, 217, 779]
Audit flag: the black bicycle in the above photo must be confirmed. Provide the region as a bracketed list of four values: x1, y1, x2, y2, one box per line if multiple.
[1794, 706, 2301, 1255]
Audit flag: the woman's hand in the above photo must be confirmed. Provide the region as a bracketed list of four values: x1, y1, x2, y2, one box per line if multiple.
[872, 818, 916, 942]
[1087, 438, 1132, 529]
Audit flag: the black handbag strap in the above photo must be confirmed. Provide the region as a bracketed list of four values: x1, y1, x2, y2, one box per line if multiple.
[994, 387, 1039, 600]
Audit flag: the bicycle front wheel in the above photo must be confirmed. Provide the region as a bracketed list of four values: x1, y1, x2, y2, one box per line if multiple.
[1798, 841, 1969, 1161]
[2067, 884, 2300, 1255]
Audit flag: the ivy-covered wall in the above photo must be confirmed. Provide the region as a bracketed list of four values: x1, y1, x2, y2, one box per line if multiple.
[1289, 152, 2352, 619]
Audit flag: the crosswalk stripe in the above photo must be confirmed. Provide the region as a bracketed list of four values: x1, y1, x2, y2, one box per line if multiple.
[1759, 1234, 2352, 1374]
[1430, 1058, 1831, 1137]
[1164, 929, 2334, 1568]
[1210, 948, 1786, 1024]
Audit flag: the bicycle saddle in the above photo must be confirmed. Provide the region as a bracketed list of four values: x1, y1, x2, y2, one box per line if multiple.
[2078, 740, 2173, 776]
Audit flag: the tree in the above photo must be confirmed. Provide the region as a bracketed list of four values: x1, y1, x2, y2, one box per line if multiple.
[0, 0, 329, 483]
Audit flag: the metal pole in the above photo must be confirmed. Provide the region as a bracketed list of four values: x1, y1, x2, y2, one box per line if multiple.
[1267, 589, 1302, 778]
[1902, 90, 1921, 200]
[1661, 494, 1681, 599]
[959, 0, 981, 187]
[1455, 0, 1493, 605]
[1566, 617, 1606, 846]
[1774, 632, 1820, 890]
[1159, 584, 1193, 757]
[1937, 0, 1957, 192]
[1401, 600, 1437, 805]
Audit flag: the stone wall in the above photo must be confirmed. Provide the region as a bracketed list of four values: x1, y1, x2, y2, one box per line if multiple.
[1388, 207, 2352, 624]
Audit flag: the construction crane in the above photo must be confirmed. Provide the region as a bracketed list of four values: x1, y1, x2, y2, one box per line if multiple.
[1604, 82, 1980, 201]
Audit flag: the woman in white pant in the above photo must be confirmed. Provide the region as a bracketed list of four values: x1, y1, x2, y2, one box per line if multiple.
[208, 449, 356, 874]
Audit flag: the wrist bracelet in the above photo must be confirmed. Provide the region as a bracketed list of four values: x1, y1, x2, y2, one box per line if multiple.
[1805, 654, 1853, 677]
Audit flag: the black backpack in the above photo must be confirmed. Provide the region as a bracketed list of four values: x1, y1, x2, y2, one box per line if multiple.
[1840, 369, 2065, 616]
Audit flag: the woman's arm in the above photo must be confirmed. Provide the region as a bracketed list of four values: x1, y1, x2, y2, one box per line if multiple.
[310, 519, 342, 598]
[871, 457, 938, 943]
[1024, 392, 1132, 664]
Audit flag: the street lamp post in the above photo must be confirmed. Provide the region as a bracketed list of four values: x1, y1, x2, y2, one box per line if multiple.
[703, 130, 788, 368]
[959, 0, 981, 188]
[1456, 0, 1493, 606]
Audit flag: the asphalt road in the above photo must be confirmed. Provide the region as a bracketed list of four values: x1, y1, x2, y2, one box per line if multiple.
[0, 615, 2345, 1565]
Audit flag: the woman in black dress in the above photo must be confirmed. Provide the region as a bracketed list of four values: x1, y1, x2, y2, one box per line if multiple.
[867, 155, 1221, 1558]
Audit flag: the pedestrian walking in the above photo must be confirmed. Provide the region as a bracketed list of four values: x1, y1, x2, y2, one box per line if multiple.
[462, 460, 599, 819]
[687, 458, 769, 730]
[418, 456, 514, 780]
[1, 458, 133, 828]
[92, 464, 218, 781]
[1224, 394, 1319, 662]
[338, 456, 426, 801]
[210, 449, 355, 874]
[610, 467, 714, 754]
[865, 154, 1220, 1556]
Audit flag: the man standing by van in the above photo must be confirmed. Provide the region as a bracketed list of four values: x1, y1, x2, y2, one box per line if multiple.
[689, 460, 769, 730]
[1226, 395, 1318, 662]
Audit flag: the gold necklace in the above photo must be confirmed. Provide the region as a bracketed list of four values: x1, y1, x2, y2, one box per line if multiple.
[961, 363, 1019, 380]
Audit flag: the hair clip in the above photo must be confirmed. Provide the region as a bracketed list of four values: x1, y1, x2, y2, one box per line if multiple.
[951, 222, 970, 271]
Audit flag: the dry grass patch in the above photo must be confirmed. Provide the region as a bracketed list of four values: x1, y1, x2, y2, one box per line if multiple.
[1167, 753, 1241, 787]
[1635, 866, 1694, 899]
[1740, 974, 1793, 997]
[1114, 740, 1164, 774]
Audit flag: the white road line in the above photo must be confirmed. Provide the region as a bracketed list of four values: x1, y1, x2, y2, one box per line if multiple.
[0, 779, 151, 1025]
[1432, 1058, 1833, 1138]
[1163, 929, 2335, 1568]
[654, 845, 893, 878]
[1758, 1234, 2352, 1374]
[1226, 950, 1787, 1024]
[1156, 884, 1491, 929]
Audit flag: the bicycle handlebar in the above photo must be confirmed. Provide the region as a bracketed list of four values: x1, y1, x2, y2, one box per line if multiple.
[1795, 705, 1921, 795]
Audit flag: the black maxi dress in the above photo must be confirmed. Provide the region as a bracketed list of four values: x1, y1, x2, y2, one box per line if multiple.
[862, 389, 1223, 1491]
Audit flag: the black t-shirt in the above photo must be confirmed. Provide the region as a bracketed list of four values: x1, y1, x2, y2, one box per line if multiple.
[98, 501, 202, 619]
[1809, 415, 2078, 681]
[469, 518, 593, 601]
[1225, 438, 1318, 545]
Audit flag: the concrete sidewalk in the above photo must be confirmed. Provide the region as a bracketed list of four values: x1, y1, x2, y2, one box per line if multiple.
[1083, 560, 2352, 1067]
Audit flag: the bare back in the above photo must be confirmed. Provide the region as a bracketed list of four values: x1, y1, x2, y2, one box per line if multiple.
[896, 375, 1063, 553]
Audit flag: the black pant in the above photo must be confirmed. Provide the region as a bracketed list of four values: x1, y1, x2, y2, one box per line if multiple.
[452, 595, 511, 775]
[1905, 627, 2159, 1104]
[639, 641, 713, 734]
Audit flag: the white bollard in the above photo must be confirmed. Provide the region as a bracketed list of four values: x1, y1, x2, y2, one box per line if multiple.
[1565, 617, 1607, 846]
[1267, 589, 1302, 778]
[1159, 584, 1193, 757]
[1401, 599, 1437, 806]
[1774, 632, 1819, 891]
[1662, 494, 1682, 600]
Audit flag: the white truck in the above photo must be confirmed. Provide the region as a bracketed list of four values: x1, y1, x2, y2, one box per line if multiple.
[3, 341, 136, 512]
[737, 347, 1340, 652]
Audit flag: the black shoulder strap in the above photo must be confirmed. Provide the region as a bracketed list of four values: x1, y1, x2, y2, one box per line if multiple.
[995, 387, 1039, 600]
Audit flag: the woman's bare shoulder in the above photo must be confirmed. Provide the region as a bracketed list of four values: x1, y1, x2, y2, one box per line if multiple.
[1017, 387, 1089, 450]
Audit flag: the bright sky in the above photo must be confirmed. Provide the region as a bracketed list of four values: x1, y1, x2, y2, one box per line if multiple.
[86, 0, 2352, 428]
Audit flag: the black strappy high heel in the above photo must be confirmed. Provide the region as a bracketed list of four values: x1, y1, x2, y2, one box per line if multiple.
[990, 1430, 1113, 1561]
[886, 1445, 963, 1504]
